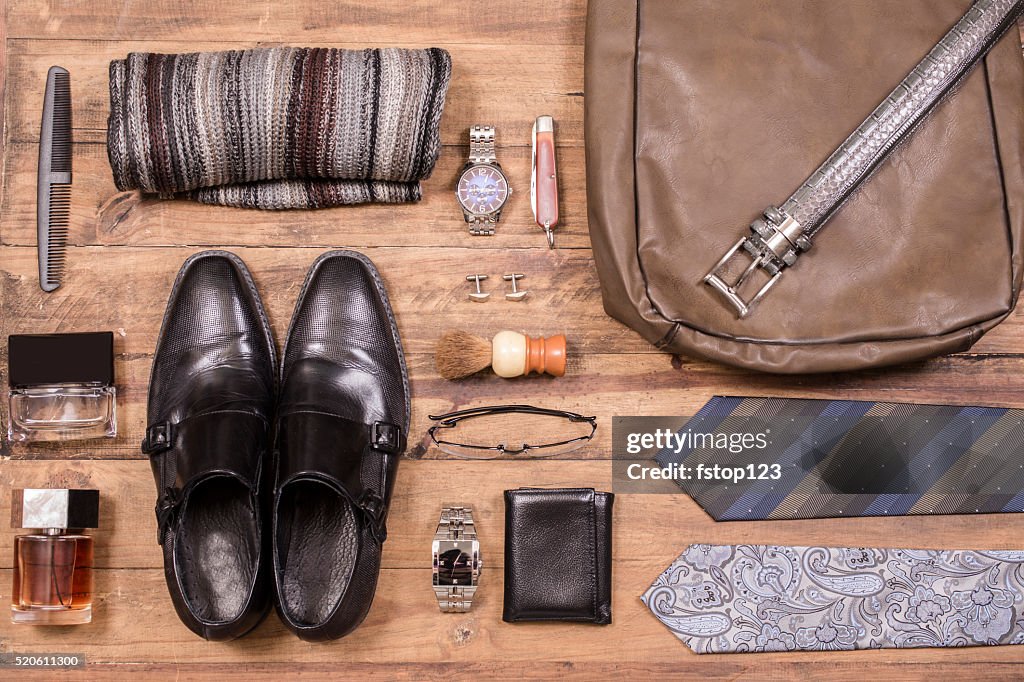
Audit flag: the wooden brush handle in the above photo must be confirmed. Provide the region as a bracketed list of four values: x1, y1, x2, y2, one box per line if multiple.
[524, 334, 566, 377]
[491, 331, 566, 378]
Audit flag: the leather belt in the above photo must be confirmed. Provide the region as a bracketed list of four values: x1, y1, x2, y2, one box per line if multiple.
[704, 0, 1024, 318]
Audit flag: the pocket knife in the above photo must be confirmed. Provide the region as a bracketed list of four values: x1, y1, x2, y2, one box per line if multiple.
[531, 115, 559, 248]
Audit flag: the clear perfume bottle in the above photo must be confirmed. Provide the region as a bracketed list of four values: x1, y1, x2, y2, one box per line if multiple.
[7, 332, 116, 442]
[11, 488, 99, 625]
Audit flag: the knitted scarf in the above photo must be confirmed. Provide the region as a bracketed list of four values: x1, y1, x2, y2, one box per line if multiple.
[107, 47, 451, 209]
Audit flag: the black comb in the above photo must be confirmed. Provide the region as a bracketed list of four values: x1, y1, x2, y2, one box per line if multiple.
[37, 65, 72, 292]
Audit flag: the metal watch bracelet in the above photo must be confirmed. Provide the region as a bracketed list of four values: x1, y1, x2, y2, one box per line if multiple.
[433, 506, 479, 613]
[468, 125, 497, 164]
[467, 215, 497, 236]
[466, 126, 499, 236]
[468, 125, 495, 235]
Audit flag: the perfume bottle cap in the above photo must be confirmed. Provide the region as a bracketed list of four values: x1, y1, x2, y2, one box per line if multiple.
[11, 489, 100, 530]
[8, 332, 114, 388]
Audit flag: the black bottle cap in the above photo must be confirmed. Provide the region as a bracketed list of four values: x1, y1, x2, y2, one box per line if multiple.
[8, 332, 115, 388]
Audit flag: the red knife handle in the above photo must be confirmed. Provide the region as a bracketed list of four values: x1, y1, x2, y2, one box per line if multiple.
[534, 130, 558, 229]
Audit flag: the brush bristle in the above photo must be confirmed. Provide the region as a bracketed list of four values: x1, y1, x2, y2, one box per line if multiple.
[435, 330, 493, 380]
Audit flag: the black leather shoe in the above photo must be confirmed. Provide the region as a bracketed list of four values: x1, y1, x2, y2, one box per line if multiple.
[273, 251, 410, 641]
[142, 251, 276, 641]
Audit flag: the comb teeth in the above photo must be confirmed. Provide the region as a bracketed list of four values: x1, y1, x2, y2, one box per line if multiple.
[50, 72, 72, 173]
[38, 66, 72, 293]
[45, 183, 71, 284]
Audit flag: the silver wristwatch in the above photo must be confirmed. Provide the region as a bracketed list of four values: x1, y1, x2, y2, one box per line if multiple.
[432, 505, 482, 612]
[455, 125, 512, 236]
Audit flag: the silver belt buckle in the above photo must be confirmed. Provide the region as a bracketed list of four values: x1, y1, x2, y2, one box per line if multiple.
[703, 239, 782, 318]
[703, 206, 809, 318]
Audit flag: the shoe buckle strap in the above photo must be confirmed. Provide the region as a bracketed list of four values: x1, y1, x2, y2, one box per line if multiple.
[357, 490, 388, 544]
[370, 421, 404, 455]
[142, 422, 174, 455]
[144, 422, 177, 544]
[155, 487, 181, 545]
[363, 422, 401, 543]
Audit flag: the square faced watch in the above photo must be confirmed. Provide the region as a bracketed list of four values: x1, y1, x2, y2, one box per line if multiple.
[456, 125, 512, 236]
[432, 505, 482, 612]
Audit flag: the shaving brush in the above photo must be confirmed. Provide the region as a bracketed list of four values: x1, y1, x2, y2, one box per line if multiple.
[435, 330, 567, 380]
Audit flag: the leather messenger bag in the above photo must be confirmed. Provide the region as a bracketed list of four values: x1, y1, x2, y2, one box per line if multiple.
[585, 0, 1024, 373]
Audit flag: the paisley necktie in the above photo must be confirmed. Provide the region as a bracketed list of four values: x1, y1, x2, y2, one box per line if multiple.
[643, 544, 1024, 652]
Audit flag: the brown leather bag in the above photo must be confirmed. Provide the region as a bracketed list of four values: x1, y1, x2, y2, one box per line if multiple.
[585, 0, 1024, 373]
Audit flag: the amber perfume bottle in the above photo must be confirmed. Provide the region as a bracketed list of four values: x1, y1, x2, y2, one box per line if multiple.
[11, 488, 99, 625]
[7, 332, 117, 442]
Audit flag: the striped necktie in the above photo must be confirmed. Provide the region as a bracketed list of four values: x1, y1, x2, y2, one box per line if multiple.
[655, 396, 1024, 520]
[643, 544, 1024, 652]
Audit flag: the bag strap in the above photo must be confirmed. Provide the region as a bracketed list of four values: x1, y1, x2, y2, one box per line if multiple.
[704, 0, 1024, 318]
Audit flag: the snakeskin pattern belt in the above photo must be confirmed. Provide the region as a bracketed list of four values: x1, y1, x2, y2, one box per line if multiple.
[705, 0, 1024, 318]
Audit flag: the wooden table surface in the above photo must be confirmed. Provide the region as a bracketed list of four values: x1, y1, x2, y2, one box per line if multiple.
[2, 1, 1024, 679]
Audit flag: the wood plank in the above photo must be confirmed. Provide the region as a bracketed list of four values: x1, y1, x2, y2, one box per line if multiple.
[5, 1, 586, 46]
[5, 244, 1024, 462]
[0, 143, 591, 249]
[11, 350, 1024, 461]
[4, 245, 1024, 361]
[3, 459, 1024, 571]
[0, 243, 622, 353]
[13, 662, 1024, 682]
[3, 352, 657, 462]
[2, 567, 1023, 667]
[4, 39, 584, 145]
[0, 0, 8, 245]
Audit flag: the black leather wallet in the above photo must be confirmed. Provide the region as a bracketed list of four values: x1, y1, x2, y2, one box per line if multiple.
[502, 487, 613, 624]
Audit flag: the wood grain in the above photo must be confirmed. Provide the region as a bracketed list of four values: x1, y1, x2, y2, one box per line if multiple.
[5, 1, 587, 46]
[2, 2, 1024, 679]
[5, 565, 1024, 671]
[0, 0, 7, 245]
[12, 662, 1024, 682]
[3, 458, 1023, 572]
[4, 40, 585, 146]
[8, 344, 1024, 461]
[2, 244, 1024, 362]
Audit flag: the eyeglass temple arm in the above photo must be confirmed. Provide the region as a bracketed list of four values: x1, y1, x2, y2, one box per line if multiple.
[428, 404, 596, 427]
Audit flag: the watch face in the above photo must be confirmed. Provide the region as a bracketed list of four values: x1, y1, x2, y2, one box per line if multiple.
[437, 547, 473, 586]
[457, 165, 509, 215]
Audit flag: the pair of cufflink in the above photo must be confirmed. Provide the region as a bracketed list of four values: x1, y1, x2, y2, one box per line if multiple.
[466, 274, 528, 302]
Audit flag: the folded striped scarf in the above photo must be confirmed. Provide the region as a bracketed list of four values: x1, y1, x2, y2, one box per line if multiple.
[107, 47, 451, 209]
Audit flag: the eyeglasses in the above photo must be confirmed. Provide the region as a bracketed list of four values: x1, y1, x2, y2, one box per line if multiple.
[427, 405, 598, 459]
